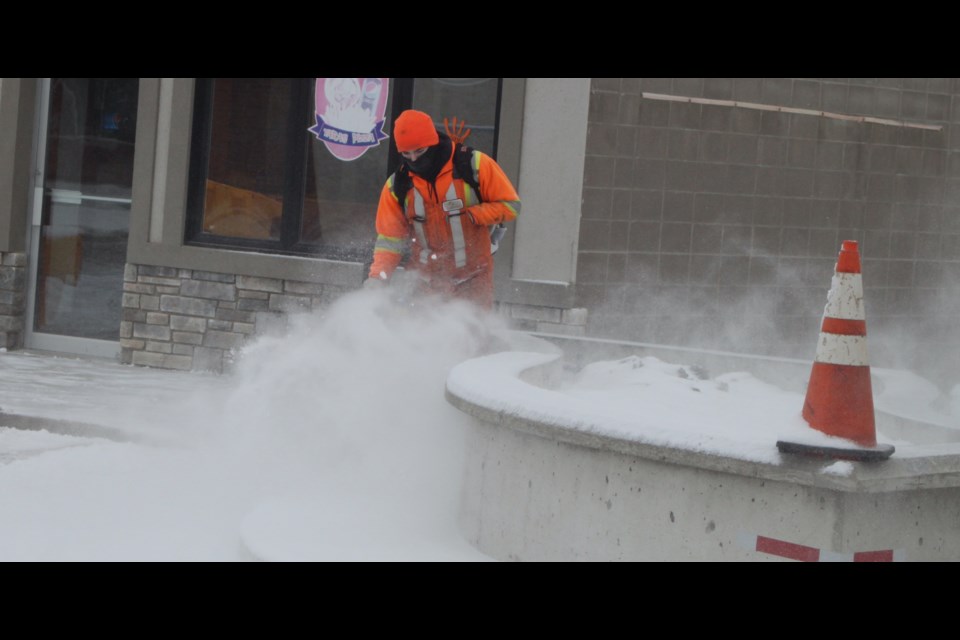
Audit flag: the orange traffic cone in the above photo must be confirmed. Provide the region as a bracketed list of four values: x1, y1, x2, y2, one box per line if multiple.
[777, 240, 894, 461]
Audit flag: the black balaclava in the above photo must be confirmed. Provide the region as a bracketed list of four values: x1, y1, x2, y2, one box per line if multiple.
[403, 132, 453, 184]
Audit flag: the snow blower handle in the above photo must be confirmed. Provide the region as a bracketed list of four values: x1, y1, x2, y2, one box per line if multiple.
[490, 223, 507, 255]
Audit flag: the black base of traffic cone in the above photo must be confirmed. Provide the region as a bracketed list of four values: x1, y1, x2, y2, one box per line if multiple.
[776, 439, 895, 462]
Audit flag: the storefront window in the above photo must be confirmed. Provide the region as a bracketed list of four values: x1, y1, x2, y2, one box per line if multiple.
[413, 78, 500, 157]
[185, 78, 502, 262]
[300, 83, 393, 255]
[201, 78, 292, 242]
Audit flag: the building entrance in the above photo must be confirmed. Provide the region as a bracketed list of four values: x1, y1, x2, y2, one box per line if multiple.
[25, 78, 139, 358]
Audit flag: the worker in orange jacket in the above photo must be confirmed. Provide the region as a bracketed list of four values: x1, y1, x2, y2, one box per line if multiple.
[365, 109, 520, 309]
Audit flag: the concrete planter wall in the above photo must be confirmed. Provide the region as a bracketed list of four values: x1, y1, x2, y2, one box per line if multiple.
[446, 348, 960, 562]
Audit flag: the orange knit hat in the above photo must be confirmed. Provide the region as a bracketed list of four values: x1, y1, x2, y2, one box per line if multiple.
[393, 110, 439, 152]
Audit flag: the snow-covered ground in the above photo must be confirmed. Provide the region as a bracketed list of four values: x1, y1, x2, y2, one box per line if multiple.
[1, 287, 957, 561]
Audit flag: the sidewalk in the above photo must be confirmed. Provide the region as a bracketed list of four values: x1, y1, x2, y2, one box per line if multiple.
[0, 291, 527, 561]
[0, 347, 493, 562]
[3, 338, 958, 561]
[0, 348, 231, 444]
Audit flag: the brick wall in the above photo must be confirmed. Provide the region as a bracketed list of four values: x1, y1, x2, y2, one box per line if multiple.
[578, 79, 960, 378]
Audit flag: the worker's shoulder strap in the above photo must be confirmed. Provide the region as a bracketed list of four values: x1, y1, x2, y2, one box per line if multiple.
[452, 144, 481, 198]
[388, 164, 412, 206]
[389, 145, 482, 206]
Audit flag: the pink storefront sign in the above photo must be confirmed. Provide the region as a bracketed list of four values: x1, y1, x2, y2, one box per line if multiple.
[308, 78, 390, 161]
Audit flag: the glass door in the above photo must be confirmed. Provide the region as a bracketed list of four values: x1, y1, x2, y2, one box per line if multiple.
[25, 78, 139, 358]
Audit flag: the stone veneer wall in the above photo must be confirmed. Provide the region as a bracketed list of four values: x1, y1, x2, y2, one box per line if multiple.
[121, 263, 591, 373]
[0, 252, 26, 349]
[120, 264, 351, 373]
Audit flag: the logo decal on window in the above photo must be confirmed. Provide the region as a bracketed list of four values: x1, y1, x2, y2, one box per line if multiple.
[309, 78, 390, 161]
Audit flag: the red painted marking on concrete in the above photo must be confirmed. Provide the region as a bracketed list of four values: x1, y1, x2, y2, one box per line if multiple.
[749, 534, 897, 562]
[755, 535, 820, 562]
[853, 550, 894, 562]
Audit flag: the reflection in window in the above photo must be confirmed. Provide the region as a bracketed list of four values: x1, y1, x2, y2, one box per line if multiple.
[413, 78, 500, 156]
[202, 78, 291, 241]
[45, 77, 138, 199]
[36, 78, 138, 340]
[301, 100, 391, 254]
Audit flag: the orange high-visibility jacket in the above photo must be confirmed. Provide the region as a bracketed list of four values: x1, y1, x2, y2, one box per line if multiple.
[369, 145, 520, 307]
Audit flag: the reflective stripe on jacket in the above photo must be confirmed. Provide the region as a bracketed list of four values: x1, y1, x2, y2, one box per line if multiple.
[369, 147, 520, 287]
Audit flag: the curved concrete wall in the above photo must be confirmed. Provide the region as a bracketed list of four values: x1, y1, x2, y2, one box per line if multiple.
[446, 350, 960, 561]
